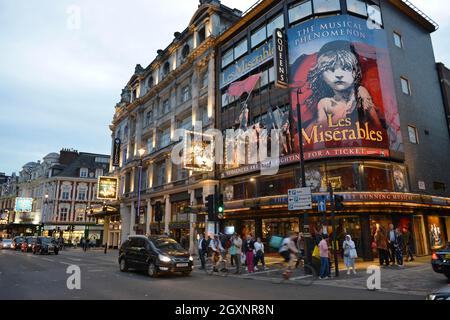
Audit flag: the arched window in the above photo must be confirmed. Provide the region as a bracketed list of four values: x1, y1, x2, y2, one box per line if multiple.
[182, 44, 190, 59]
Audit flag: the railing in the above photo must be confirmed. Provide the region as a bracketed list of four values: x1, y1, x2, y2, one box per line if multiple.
[401, 0, 439, 30]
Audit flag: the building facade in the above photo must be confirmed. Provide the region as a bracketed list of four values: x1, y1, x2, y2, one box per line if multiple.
[0, 173, 19, 238]
[109, 0, 241, 252]
[215, 0, 450, 260]
[2, 149, 110, 244]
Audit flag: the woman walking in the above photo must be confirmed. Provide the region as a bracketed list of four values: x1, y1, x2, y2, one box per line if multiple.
[319, 234, 330, 280]
[253, 237, 266, 271]
[243, 235, 255, 273]
[343, 235, 357, 275]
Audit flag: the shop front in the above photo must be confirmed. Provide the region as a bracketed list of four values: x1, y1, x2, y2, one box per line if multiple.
[43, 224, 104, 246]
[169, 192, 191, 248]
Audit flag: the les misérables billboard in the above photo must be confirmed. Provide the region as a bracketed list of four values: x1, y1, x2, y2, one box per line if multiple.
[288, 15, 403, 160]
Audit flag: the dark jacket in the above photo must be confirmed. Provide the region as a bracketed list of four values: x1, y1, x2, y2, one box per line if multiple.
[243, 239, 255, 253]
[199, 238, 207, 251]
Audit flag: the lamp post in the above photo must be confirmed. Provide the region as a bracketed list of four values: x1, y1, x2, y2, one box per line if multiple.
[43, 194, 49, 236]
[136, 148, 146, 234]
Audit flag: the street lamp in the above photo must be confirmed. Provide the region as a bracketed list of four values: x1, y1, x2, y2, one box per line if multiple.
[136, 148, 146, 233]
[43, 194, 49, 236]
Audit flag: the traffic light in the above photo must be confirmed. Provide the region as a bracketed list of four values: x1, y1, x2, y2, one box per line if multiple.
[216, 194, 224, 219]
[206, 194, 215, 221]
[334, 195, 344, 211]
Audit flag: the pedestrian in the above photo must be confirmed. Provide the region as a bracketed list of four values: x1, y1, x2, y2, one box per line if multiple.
[86, 238, 90, 251]
[206, 235, 212, 257]
[232, 233, 243, 274]
[209, 235, 226, 272]
[343, 235, 357, 275]
[319, 234, 330, 279]
[229, 234, 236, 267]
[403, 227, 415, 262]
[253, 237, 266, 271]
[395, 227, 404, 268]
[374, 224, 389, 266]
[282, 232, 299, 279]
[388, 224, 397, 266]
[297, 232, 305, 258]
[243, 234, 255, 273]
[198, 233, 207, 270]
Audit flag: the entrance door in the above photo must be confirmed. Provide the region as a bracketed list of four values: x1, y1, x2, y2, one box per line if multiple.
[413, 216, 428, 256]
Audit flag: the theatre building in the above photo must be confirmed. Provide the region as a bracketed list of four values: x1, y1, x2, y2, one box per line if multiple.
[215, 0, 450, 260]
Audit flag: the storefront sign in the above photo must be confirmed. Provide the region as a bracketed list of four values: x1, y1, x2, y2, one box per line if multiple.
[97, 177, 118, 200]
[288, 14, 403, 161]
[112, 138, 121, 167]
[273, 28, 288, 88]
[220, 41, 274, 89]
[15, 198, 33, 213]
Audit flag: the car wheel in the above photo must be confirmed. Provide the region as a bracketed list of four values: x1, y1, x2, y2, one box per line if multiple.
[119, 259, 128, 272]
[147, 263, 158, 278]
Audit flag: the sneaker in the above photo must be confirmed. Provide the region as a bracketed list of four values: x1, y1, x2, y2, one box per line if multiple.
[347, 270, 350, 275]
[254, 267, 259, 272]
[353, 269, 357, 275]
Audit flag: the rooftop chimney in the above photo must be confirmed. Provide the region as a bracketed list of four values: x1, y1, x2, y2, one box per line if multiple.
[59, 148, 79, 165]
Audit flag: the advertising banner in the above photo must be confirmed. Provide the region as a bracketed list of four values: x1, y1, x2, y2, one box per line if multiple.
[288, 15, 403, 160]
[15, 197, 33, 213]
[97, 177, 118, 201]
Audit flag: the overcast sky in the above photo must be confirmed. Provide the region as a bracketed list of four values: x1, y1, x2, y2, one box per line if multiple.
[0, 0, 449, 175]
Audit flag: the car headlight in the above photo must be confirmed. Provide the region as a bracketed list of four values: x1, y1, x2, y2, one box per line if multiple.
[427, 294, 436, 301]
[158, 254, 172, 263]
[189, 256, 194, 262]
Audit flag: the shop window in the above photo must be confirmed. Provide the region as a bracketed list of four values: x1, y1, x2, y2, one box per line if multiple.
[363, 163, 394, 192]
[234, 38, 248, 59]
[346, 0, 368, 17]
[428, 216, 445, 249]
[266, 13, 284, 37]
[313, 0, 341, 14]
[401, 77, 411, 95]
[289, 1, 313, 24]
[393, 32, 403, 48]
[251, 25, 267, 49]
[259, 174, 295, 197]
[408, 125, 419, 144]
[321, 163, 359, 192]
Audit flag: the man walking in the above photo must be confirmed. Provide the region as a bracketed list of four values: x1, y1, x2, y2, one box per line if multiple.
[198, 233, 207, 270]
[232, 233, 243, 274]
[403, 227, 415, 262]
[388, 224, 397, 266]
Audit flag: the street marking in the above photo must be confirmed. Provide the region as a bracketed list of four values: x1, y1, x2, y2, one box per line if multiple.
[41, 258, 54, 263]
[59, 262, 73, 266]
[66, 258, 82, 262]
[87, 270, 104, 273]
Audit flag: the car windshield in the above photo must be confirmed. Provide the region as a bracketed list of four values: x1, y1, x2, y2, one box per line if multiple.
[151, 238, 184, 251]
[41, 238, 54, 245]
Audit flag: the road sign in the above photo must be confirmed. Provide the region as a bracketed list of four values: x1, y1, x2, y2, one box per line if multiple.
[288, 187, 312, 211]
[318, 196, 327, 213]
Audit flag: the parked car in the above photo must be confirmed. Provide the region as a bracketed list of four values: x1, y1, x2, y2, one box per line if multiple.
[431, 242, 450, 281]
[119, 235, 194, 277]
[11, 236, 24, 251]
[427, 285, 450, 300]
[21, 237, 36, 252]
[1, 239, 12, 249]
[32, 237, 59, 255]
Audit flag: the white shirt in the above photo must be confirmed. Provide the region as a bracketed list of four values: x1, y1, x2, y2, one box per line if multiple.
[254, 241, 264, 253]
[198, 238, 204, 250]
[279, 238, 290, 253]
[389, 230, 396, 242]
[209, 239, 223, 252]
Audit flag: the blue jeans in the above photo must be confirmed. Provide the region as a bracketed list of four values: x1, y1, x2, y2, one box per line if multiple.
[320, 257, 330, 278]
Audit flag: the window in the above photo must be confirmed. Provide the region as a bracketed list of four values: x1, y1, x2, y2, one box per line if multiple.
[393, 32, 403, 48]
[162, 99, 171, 114]
[95, 168, 103, 178]
[156, 161, 166, 186]
[77, 189, 86, 201]
[147, 76, 154, 88]
[313, 0, 341, 14]
[234, 38, 248, 59]
[408, 125, 419, 144]
[222, 49, 233, 68]
[80, 168, 88, 178]
[433, 182, 446, 192]
[145, 110, 153, 127]
[147, 137, 154, 154]
[346, 0, 368, 17]
[122, 147, 127, 164]
[163, 62, 170, 76]
[181, 44, 190, 59]
[61, 190, 70, 200]
[251, 25, 267, 49]
[60, 207, 69, 222]
[160, 128, 171, 148]
[200, 105, 209, 125]
[289, 1, 312, 25]
[132, 89, 137, 101]
[198, 27, 206, 44]
[179, 116, 192, 131]
[367, 3, 383, 26]
[202, 72, 208, 89]
[222, 93, 229, 107]
[181, 86, 191, 103]
[267, 14, 285, 36]
[401, 77, 411, 95]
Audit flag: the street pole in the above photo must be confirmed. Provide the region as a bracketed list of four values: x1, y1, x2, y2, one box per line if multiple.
[137, 160, 143, 234]
[295, 88, 310, 264]
[328, 183, 339, 277]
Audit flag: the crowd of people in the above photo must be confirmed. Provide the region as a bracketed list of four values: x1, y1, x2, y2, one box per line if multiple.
[197, 233, 267, 274]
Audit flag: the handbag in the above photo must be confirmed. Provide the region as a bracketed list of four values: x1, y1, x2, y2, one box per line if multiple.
[269, 236, 283, 249]
[312, 245, 320, 259]
[349, 248, 358, 259]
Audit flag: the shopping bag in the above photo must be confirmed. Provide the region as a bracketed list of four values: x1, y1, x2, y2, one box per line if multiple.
[312, 245, 320, 259]
[269, 236, 283, 249]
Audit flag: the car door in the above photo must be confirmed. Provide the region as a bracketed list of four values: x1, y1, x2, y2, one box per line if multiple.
[134, 238, 149, 269]
[126, 238, 139, 267]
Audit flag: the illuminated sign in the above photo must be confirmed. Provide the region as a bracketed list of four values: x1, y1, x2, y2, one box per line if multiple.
[15, 198, 33, 213]
[97, 177, 118, 200]
[273, 28, 288, 88]
[183, 130, 214, 172]
[112, 138, 121, 167]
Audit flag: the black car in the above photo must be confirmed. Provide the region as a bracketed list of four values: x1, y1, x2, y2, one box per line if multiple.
[32, 237, 59, 255]
[11, 236, 24, 251]
[119, 235, 194, 277]
[431, 242, 450, 280]
[427, 285, 450, 300]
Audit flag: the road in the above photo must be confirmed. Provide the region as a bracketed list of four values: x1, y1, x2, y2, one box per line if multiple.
[0, 248, 445, 300]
